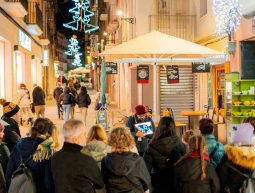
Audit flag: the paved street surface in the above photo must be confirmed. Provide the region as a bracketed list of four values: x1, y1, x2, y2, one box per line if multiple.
[20, 90, 127, 149]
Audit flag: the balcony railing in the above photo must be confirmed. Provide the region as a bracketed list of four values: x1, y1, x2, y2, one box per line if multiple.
[5, 0, 28, 11]
[26, 2, 42, 30]
[149, 15, 196, 41]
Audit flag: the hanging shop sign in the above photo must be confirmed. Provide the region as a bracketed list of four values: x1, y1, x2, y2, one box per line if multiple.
[192, 63, 210, 73]
[167, 65, 179, 84]
[90, 34, 99, 58]
[43, 50, 49, 66]
[137, 65, 149, 84]
[106, 62, 118, 74]
[18, 30, 31, 51]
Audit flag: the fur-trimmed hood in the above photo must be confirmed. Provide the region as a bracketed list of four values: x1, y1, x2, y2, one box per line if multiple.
[225, 145, 255, 170]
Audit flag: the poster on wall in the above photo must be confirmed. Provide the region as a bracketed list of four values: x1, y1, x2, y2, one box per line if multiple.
[137, 65, 149, 84]
[167, 65, 179, 84]
[106, 62, 118, 74]
[192, 63, 210, 73]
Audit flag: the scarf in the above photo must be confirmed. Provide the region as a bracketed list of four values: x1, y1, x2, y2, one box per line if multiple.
[188, 151, 210, 163]
[33, 135, 56, 162]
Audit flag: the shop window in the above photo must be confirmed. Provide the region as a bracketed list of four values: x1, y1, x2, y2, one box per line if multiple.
[200, 0, 207, 17]
[0, 41, 5, 98]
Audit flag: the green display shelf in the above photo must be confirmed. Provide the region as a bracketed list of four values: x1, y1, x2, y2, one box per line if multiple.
[232, 94, 255, 96]
[232, 116, 250, 118]
[232, 105, 255, 107]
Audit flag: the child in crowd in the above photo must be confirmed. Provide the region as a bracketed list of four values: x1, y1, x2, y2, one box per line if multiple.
[174, 135, 220, 193]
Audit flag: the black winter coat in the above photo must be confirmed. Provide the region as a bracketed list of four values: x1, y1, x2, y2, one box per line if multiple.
[77, 91, 91, 108]
[102, 152, 151, 193]
[1, 116, 21, 152]
[53, 87, 63, 103]
[144, 136, 186, 193]
[51, 142, 104, 193]
[217, 155, 251, 193]
[58, 91, 75, 105]
[174, 157, 220, 193]
[32, 86, 46, 106]
[6, 137, 54, 193]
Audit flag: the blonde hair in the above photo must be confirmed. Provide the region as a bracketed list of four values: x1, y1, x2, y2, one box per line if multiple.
[62, 119, 85, 142]
[175, 135, 206, 181]
[87, 124, 107, 144]
[108, 127, 135, 153]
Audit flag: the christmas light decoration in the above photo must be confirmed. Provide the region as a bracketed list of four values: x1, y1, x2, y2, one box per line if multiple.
[63, 0, 99, 33]
[213, 0, 241, 37]
[65, 36, 81, 56]
[65, 35, 83, 66]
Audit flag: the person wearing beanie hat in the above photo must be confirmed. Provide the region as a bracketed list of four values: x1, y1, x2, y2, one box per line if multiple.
[126, 104, 155, 156]
[1, 102, 21, 151]
[199, 118, 224, 168]
[217, 123, 255, 193]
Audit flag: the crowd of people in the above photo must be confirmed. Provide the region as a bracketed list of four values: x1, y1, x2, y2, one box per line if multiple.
[0, 95, 254, 193]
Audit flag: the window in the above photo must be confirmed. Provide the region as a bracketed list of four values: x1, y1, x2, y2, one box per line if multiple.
[200, 0, 207, 17]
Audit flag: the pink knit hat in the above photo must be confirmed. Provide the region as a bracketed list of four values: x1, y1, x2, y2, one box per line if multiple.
[135, 105, 147, 115]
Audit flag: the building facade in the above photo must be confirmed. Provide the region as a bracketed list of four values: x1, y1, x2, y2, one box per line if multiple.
[0, 0, 56, 101]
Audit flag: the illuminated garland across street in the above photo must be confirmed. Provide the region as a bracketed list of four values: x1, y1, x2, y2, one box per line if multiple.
[63, 0, 99, 33]
[212, 0, 241, 36]
[65, 35, 82, 66]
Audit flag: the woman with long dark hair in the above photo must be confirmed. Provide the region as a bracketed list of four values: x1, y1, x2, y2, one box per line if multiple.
[174, 135, 220, 193]
[143, 116, 186, 193]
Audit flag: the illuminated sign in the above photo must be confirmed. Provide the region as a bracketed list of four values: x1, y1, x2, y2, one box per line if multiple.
[43, 50, 49, 66]
[18, 30, 31, 51]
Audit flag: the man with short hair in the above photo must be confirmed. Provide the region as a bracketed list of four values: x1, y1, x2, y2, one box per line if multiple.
[53, 83, 63, 120]
[32, 84, 46, 118]
[51, 119, 104, 193]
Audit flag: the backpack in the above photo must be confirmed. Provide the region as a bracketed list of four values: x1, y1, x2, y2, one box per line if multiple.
[86, 94, 91, 106]
[226, 163, 255, 193]
[8, 154, 36, 193]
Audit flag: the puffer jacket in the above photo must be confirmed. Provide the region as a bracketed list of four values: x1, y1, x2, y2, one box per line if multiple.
[81, 140, 107, 169]
[32, 86, 46, 106]
[174, 153, 220, 193]
[58, 91, 75, 105]
[53, 87, 63, 103]
[217, 145, 255, 193]
[17, 88, 31, 108]
[77, 91, 90, 108]
[102, 152, 151, 193]
[144, 136, 186, 193]
[203, 134, 224, 168]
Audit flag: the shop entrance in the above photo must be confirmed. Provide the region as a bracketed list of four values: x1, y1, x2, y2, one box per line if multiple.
[160, 65, 194, 123]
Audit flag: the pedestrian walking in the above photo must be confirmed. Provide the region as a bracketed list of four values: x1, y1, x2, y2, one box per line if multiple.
[199, 118, 224, 168]
[68, 82, 77, 119]
[77, 86, 91, 125]
[1, 102, 21, 152]
[17, 83, 33, 125]
[144, 116, 186, 193]
[102, 126, 151, 193]
[53, 83, 63, 120]
[58, 87, 75, 122]
[51, 119, 104, 193]
[81, 124, 107, 169]
[217, 123, 255, 193]
[174, 135, 220, 193]
[126, 104, 156, 156]
[6, 118, 57, 193]
[32, 84, 46, 119]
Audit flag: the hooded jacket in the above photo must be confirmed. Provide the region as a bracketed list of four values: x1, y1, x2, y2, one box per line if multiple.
[81, 140, 107, 168]
[174, 154, 220, 193]
[101, 152, 151, 193]
[58, 90, 75, 105]
[6, 137, 54, 193]
[217, 145, 255, 193]
[53, 87, 63, 103]
[143, 136, 186, 193]
[203, 134, 224, 168]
